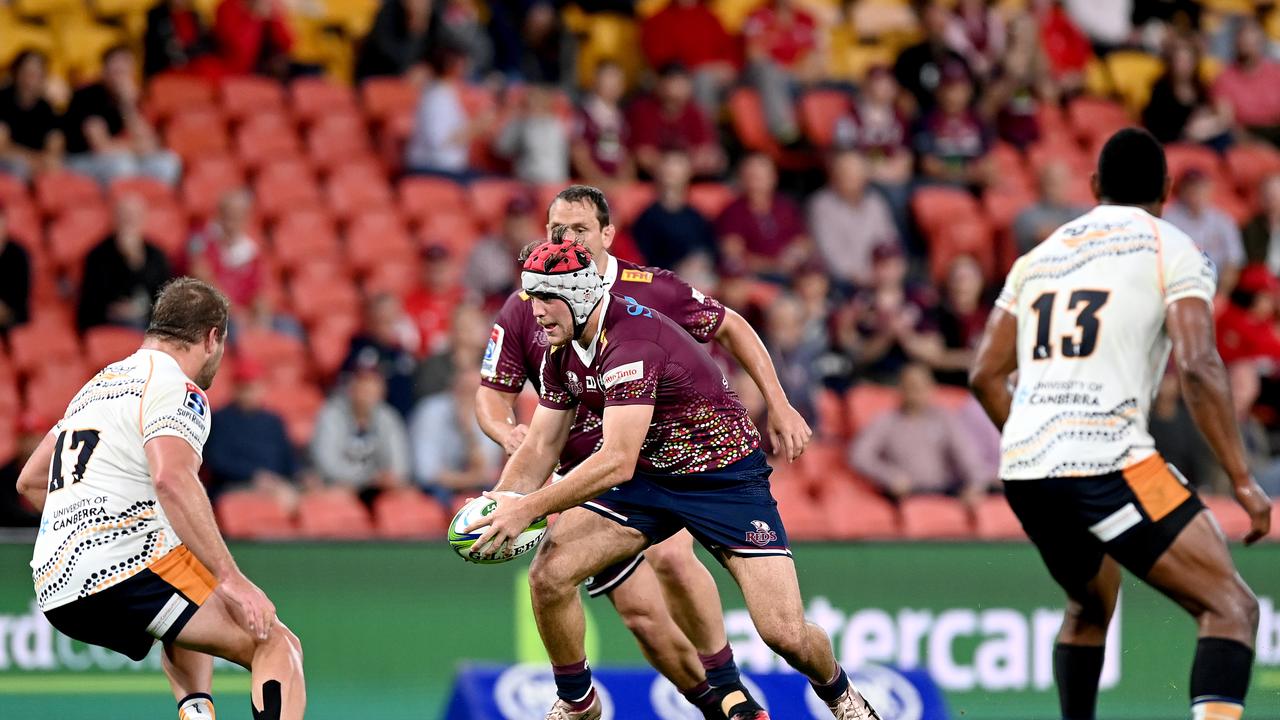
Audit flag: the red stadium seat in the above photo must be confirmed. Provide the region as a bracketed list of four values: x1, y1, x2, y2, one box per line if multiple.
[398, 176, 468, 223]
[143, 203, 190, 258]
[48, 205, 112, 272]
[35, 171, 101, 216]
[0, 173, 27, 204]
[296, 488, 375, 539]
[900, 495, 974, 539]
[468, 179, 529, 227]
[799, 89, 853, 149]
[815, 389, 849, 440]
[1026, 137, 1091, 177]
[346, 210, 415, 274]
[233, 326, 309, 380]
[772, 481, 830, 540]
[306, 315, 360, 378]
[974, 495, 1025, 540]
[7, 320, 80, 376]
[910, 186, 981, 236]
[326, 164, 393, 220]
[361, 77, 419, 123]
[235, 112, 303, 169]
[146, 73, 216, 121]
[164, 108, 230, 163]
[215, 490, 297, 539]
[983, 185, 1037, 235]
[727, 87, 776, 153]
[1202, 494, 1254, 541]
[271, 208, 340, 271]
[928, 216, 996, 284]
[108, 176, 175, 205]
[1164, 142, 1224, 185]
[259, 380, 325, 446]
[83, 326, 143, 372]
[1225, 143, 1280, 196]
[23, 365, 90, 424]
[363, 259, 421, 298]
[1066, 97, 1132, 148]
[3, 200, 42, 247]
[253, 161, 320, 219]
[373, 488, 449, 538]
[0, 419, 15, 467]
[289, 267, 361, 328]
[606, 182, 656, 228]
[822, 484, 900, 539]
[220, 76, 286, 120]
[290, 76, 357, 125]
[688, 183, 735, 220]
[846, 384, 899, 434]
[307, 113, 372, 172]
[418, 210, 480, 247]
[181, 156, 244, 219]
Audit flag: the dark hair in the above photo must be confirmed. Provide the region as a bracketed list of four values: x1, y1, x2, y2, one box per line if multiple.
[146, 278, 230, 346]
[1096, 128, 1167, 205]
[551, 185, 611, 229]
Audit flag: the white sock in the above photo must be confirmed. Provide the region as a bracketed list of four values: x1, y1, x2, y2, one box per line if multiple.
[178, 694, 216, 720]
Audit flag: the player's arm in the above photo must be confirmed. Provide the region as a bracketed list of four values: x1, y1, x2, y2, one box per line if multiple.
[146, 437, 275, 639]
[475, 386, 528, 455]
[715, 307, 813, 460]
[490, 402, 573, 495]
[969, 307, 1019, 430]
[1168, 297, 1272, 543]
[15, 431, 57, 513]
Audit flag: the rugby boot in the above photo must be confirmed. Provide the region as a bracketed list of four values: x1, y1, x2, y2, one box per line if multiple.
[825, 683, 882, 720]
[544, 695, 603, 720]
[719, 683, 770, 720]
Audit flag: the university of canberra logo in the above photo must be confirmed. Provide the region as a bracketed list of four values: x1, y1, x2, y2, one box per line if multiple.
[745, 520, 778, 547]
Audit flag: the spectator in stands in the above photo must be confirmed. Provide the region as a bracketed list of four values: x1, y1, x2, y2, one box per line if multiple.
[716, 152, 812, 280]
[1064, 0, 1133, 52]
[914, 61, 994, 192]
[850, 362, 992, 505]
[1242, 174, 1280, 273]
[944, 0, 1006, 80]
[0, 412, 46, 527]
[640, 0, 739, 114]
[205, 359, 314, 508]
[0, 207, 30, 339]
[763, 292, 822, 429]
[213, 0, 295, 78]
[414, 302, 488, 398]
[186, 188, 263, 314]
[1013, 160, 1087, 252]
[894, 0, 971, 112]
[627, 62, 725, 180]
[632, 150, 717, 270]
[1213, 18, 1280, 145]
[405, 47, 493, 179]
[1150, 373, 1227, 494]
[409, 368, 503, 501]
[437, 0, 493, 79]
[405, 243, 465, 357]
[493, 84, 569, 183]
[980, 13, 1054, 149]
[355, 0, 435, 80]
[343, 293, 420, 419]
[63, 46, 181, 187]
[143, 0, 218, 77]
[77, 195, 171, 332]
[848, 242, 940, 383]
[807, 151, 900, 290]
[311, 357, 412, 505]
[0, 51, 63, 180]
[465, 195, 540, 302]
[1142, 33, 1233, 150]
[1217, 265, 1280, 369]
[930, 254, 991, 387]
[1037, 0, 1091, 97]
[487, 0, 570, 84]
[1163, 169, 1244, 295]
[571, 61, 633, 184]
[834, 67, 913, 189]
[743, 0, 821, 144]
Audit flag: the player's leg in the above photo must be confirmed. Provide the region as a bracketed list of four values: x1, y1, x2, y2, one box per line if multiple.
[1133, 512, 1260, 720]
[163, 644, 217, 720]
[172, 593, 305, 720]
[529, 505, 650, 716]
[1051, 557, 1121, 720]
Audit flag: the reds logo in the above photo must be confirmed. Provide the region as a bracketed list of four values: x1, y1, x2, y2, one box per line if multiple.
[745, 520, 778, 547]
[565, 371, 582, 395]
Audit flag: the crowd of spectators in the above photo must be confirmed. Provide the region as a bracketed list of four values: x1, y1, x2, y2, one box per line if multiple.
[7, 0, 1280, 529]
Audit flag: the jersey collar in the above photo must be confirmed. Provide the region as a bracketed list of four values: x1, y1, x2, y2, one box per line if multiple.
[602, 253, 619, 291]
[572, 291, 611, 367]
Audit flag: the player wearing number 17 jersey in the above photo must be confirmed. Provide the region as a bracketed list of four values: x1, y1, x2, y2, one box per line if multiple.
[971, 129, 1271, 720]
[17, 278, 305, 720]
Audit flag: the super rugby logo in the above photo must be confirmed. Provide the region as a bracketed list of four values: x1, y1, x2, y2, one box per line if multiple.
[745, 520, 778, 547]
[482, 324, 504, 377]
[183, 383, 207, 417]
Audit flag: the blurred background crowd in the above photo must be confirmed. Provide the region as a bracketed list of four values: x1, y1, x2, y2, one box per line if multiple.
[2, 0, 1280, 540]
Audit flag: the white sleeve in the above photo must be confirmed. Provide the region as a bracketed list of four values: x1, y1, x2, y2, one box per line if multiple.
[994, 255, 1028, 315]
[1161, 228, 1217, 305]
[140, 372, 211, 457]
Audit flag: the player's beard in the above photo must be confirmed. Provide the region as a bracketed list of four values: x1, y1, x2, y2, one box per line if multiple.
[194, 344, 224, 390]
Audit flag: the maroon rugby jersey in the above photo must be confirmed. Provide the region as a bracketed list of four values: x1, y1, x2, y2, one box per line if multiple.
[539, 292, 759, 474]
[480, 255, 727, 470]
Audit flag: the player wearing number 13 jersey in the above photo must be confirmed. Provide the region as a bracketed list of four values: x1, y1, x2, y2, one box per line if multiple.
[971, 129, 1271, 720]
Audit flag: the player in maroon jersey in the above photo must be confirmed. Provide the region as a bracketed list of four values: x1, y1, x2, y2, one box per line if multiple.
[467, 240, 879, 720]
[476, 185, 810, 719]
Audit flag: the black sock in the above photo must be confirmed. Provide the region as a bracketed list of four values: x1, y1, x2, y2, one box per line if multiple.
[810, 666, 849, 704]
[251, 680, 282, 720]
[680, 681, 721, 720]
[699, 644, 742, 688]
[1054, 643, 1104, 720]
[178, 692, 213, 708]
[1190, 637, 1253, 708]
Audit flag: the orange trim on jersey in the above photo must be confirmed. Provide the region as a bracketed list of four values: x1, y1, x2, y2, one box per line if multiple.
[148, 545, 216, 605]
[1122, 453, 1190, 522]
[138, 355, 155, 435]
[1143, 214, 1165, 296]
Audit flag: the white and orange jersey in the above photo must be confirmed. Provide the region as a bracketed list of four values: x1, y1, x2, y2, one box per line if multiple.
[31, 349, 211, 611]
[996, 204, 1217, 480]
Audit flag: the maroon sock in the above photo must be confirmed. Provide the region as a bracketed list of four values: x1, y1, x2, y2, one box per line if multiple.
[698, 644, 741, 688]
[552, 659, 595, 709]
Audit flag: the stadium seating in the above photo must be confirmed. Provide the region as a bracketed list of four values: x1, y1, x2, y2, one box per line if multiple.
[974, 495, 1025, 540]
[822, 484, 901, 539]
[372, 488, 449, 539]
[165, 108, 230, 163]
[220, 76, 286, 120]
[35, 171, 101, 217]
[259, 379, 325, 446]
[290, 76, 358, 125]
[799, 89, 853, 149]
[83, 326, 143, 372]
[272, 208, 342, 271]
[215, 490, 297, 539]
[146, 74, 216, 122]
[1202, 495, 1254, 540]
[296, 488, 375, 539]
[900, 495, 973, 539]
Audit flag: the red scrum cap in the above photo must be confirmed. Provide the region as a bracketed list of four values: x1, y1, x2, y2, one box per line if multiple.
[520, 234, 603, 336]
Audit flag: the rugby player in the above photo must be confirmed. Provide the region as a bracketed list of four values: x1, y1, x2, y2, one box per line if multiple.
[476, 186, 811, 719]
[16, 278, 306, 720]
[467, 240, 879, 720]
[970, 128, 1271, 720]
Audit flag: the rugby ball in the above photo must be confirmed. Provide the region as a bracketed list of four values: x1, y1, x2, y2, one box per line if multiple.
[448, 495, 547, 564]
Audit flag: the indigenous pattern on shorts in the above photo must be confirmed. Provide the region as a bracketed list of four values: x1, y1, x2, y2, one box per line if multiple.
[538, 292, 758, 474]
[480, 255, 727, 471]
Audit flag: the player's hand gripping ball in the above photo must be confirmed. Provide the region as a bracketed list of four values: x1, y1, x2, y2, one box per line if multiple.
[449, 493, 547, 564]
